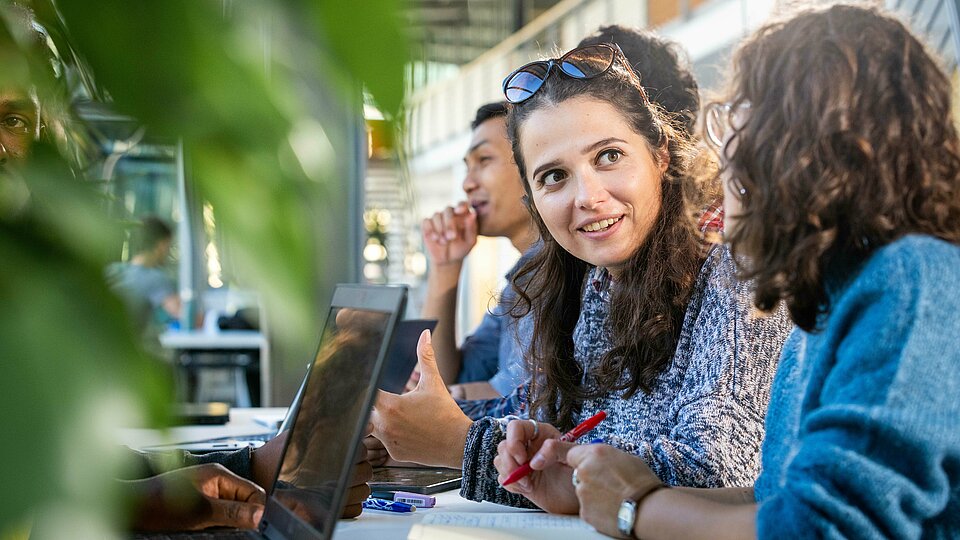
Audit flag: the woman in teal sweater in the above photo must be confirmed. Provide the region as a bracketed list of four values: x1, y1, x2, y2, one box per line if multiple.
[493, 5, 960, 538]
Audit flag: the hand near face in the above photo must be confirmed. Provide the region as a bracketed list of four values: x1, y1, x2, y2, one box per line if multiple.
[369, 330, 473, 468]
[492, 419, 580, 514]
[534, 441, 664, 538]
[422, 202, 478, 266]
[127, 463, 266, 532]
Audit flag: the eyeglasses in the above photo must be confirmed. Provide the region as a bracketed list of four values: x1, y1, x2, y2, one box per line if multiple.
[501, 44, 646, 104]
[704, 101, 750, 151]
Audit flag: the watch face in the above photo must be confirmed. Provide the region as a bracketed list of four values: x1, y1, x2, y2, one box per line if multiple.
[618, 499, 637, 536]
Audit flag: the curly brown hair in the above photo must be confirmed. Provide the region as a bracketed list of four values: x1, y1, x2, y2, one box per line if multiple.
[719, 4, 960, 332]
[506, 53, 707, 430]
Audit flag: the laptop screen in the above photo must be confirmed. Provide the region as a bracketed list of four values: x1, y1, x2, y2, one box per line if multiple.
[262, 286, 404, 539]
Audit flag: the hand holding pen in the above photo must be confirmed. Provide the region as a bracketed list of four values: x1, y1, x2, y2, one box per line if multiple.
[493, 411, 607, 515]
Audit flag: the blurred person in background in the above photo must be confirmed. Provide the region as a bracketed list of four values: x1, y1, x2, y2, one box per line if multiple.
[421, 101, 539, 402]
[107, 215, 182, 340]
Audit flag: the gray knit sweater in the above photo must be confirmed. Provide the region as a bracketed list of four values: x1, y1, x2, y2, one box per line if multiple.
[460, 245, 793, 507]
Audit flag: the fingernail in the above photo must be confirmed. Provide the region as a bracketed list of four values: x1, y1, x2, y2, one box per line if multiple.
[445, 230, 456, 240]
[589, 438, 604, 444]
[254, 507, 264, 524]
[530, 455, 544, 468]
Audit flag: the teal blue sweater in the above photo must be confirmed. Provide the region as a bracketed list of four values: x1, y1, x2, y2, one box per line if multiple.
[755, 235, 960, 539]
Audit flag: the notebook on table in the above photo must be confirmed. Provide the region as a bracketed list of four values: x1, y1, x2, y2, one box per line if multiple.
[134, 283, 407, 540]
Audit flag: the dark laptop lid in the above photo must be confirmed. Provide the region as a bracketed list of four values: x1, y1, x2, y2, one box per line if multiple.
[258, 284, 407, 540]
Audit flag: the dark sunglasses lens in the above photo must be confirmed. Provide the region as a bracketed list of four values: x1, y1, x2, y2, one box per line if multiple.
[560, 45, 615, 79]
[504, 63, 549, 103]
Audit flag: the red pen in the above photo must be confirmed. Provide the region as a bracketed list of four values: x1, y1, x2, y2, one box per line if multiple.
[501, 410, 607, 486]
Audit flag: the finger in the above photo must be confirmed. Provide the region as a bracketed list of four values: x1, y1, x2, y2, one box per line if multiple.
[350, 460, 374, 485]
[421, 217, 439, 243]
[505, 417, 540, 445]
[353, 438, 368, 464]
[442, 206, 457, 240]
[414, 330, 445, 392]
[499, 431, 535, 470]
[343, 483, 372, 507]
[342, 503, 363, 519]
[530, 439, 578, 470]
[362, 435, 385, 452]
[494, 440, 529, 481]
[453, 200, 470, 214]
[462, 207, 478, 241]
[209, 467, 267, 504]
[429, 213, 448, 244]
[448, 384, 466, 400]
[209, 499, 264, 530]
[403, 368, 421, 393]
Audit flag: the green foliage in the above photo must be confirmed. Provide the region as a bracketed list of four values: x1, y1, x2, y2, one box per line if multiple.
[1, 0, 410, 537]
[0, 145, 170, 538]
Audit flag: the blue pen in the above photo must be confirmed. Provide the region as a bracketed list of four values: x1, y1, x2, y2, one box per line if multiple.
[362, 497, 416, 513]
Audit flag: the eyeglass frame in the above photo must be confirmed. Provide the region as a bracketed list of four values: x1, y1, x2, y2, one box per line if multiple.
[705, 100, 751, 198]
[501, 43, 648, 105]
[704, 100, 752, 151]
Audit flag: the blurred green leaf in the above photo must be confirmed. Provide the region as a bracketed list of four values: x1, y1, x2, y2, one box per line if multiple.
[2, 0, 410, 536]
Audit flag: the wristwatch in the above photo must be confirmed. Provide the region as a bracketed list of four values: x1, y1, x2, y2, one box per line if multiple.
[617, 498, 638, 539]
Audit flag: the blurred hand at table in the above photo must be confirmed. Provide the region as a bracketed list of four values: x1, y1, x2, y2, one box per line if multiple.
[370, 330, 473, 468]
[126, 463, 265, 531]
[493, 419, 579, 514]
[343, 441, 373, 518]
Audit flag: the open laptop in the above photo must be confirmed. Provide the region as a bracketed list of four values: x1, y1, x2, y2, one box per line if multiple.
[137, 284, 407, 539]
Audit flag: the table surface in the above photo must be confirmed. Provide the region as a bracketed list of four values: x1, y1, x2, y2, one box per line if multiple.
[160, 329, 267, 349]
[118, 408, 595, 540]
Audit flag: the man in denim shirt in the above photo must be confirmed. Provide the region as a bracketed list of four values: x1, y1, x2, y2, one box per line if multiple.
[420, 102, 537, 400]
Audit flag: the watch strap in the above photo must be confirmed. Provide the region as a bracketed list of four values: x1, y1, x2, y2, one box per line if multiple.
[618, 481, 667, 539]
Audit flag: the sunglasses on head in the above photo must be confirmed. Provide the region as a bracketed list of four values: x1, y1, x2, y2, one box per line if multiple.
[501, 43, 647, 104]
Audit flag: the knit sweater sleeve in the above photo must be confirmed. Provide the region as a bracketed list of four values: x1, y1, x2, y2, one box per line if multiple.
[613, 247, 792, 487]
[756, 238, 960, 539]
[459, 417, 539, 509]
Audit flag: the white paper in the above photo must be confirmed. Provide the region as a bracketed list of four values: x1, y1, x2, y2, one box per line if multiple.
[408, 513, 609, 540]
[420, 512, 596, 529]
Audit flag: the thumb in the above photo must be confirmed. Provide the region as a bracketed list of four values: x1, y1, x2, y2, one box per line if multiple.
[209, 467, 266, 504]
[415, 330, 442, 390]
[209, 498, 265, 529]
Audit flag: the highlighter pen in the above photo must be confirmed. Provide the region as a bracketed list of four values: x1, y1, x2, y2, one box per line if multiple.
[501, 410, 607, 487]
[362, 498, 416, 513]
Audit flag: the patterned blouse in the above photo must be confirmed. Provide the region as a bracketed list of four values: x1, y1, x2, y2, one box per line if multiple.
[459, 244, 794, 508]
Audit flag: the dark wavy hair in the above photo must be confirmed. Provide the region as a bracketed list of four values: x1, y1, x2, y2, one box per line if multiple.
[720, 4, 960, 332]
[579, 25, 699, 135]
[506, 53, 706, 430]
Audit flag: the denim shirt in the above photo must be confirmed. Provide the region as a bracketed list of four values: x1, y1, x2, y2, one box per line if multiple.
[755, 235, 960, 539]
[457, 244, 538, 395]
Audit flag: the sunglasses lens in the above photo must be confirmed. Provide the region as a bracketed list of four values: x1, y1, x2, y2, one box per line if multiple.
[504, 63, 549, 103]
[560, 45, 615, 79]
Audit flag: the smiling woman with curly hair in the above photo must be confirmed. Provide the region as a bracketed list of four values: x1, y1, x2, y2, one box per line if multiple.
[491, 5, 960, 539]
